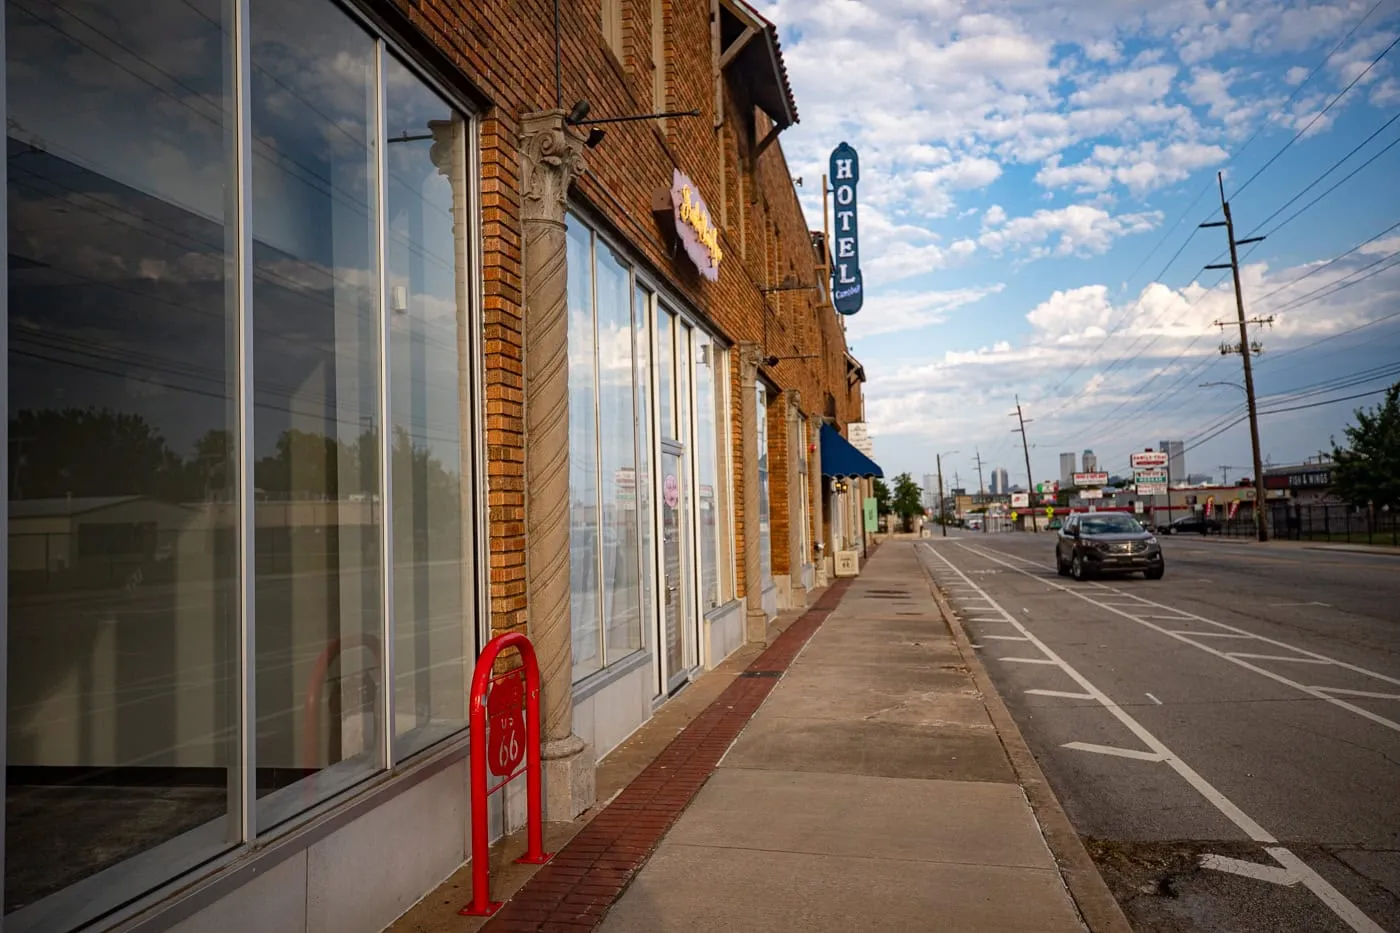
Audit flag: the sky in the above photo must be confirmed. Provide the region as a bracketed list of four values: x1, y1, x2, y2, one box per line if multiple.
[755, 0, 1400, 493]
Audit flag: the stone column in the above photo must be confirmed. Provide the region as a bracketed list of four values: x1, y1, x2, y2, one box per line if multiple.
[520, 111, 594, 821]
[784, 390, 805, 607]
[738, 342, 766, 644]
[809, 414, 827, 587]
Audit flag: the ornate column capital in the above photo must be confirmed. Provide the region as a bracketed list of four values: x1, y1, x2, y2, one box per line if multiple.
[520, 110, 586, 225]
[738, 341, 763, 385]
[784, 388, 803, 420]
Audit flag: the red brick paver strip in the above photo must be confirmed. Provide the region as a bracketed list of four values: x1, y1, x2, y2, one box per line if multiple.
[481, 579, 852, 933]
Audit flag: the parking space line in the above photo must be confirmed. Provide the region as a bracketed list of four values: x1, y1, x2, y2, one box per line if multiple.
[1002, 657, 1061, 665]
[1061, 741, 1165, 762]
[1027, 689, 1096, 700]
[1228, 653, 1333, 665]
[1313, 687, 1400, 701]
[957, 543, 1400, 735]
[982, 634, 1031, 641]
[921, 543, 1386, 933]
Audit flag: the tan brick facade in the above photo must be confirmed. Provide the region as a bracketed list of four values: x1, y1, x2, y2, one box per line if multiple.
[375, 0, 866, 623]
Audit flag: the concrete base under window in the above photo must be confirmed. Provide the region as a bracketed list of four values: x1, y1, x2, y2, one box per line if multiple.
[703, 601, 744, 670]
[774, 573, 792, 610]
[166, 760, 468, 933]
[801, 562, 815, 591]
[762, 581, 779, 619]
[572, 656, 653, 763]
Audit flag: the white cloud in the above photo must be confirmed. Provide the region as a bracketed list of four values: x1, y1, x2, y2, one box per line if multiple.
[979, 204, 1162, 257]
[1069, 64, 1177, 109]
[1036, 141, 1228, 195]
[983, 204, 1008, 227]
[1284, 65, 1310, 85]
[846, 284, 1006, 340]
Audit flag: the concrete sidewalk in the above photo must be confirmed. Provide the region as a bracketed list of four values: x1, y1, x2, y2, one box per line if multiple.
[597, 541, 1121, 933]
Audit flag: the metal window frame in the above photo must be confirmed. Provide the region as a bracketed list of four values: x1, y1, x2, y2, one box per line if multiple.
[0, 0, 9, 921]
[372, 40, 395, 772]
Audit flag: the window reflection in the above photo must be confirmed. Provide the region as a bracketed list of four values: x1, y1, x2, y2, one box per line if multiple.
[597, 248, 641, 659]
[633, 286, 656, 651]
[566, 218, 601, 680]
[249, 0, 381, 825]
[757, 385, 772, 589]
[6, 0, 237, 917]
[383, 54, 469, 760]
[695, 335, 720, 610]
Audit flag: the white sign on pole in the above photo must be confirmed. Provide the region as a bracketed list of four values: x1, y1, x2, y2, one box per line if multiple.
[1136, 483, 1167, 496]
[1130, 451, 1169, 469]
[1011, 492, 1030, 508]
[1073, 472, 1109, 486]
[1080, 488, 1104, 500]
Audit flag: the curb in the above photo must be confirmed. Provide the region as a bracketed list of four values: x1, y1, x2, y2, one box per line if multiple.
[919, 555, 1135, 933]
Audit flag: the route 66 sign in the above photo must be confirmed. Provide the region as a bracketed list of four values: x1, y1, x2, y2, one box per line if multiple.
[487, 671, 526, 777]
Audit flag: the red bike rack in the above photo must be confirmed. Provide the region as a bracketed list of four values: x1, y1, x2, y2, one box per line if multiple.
[459, 632, 552, 916]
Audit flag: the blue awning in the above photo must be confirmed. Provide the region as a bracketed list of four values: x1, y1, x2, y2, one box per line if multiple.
[820, 423, 883, 479]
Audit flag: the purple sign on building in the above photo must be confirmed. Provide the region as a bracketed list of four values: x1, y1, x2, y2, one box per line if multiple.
[669, 168, 722, 281]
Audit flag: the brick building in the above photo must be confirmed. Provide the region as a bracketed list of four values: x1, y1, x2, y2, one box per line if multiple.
[0, 0, 879, 931]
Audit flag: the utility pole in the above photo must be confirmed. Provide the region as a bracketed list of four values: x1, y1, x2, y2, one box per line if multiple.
[973, 448, 988, 533]
[937, 453, 947, 538]
[1010, 396, 1039, 532]
[1201, 171, 1272, 542]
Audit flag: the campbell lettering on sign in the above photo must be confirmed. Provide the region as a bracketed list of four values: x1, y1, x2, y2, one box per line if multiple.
[829, 142, 863, 315]
[670, 169, 721, 281]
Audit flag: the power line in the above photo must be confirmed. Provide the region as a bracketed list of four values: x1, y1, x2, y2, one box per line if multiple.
[1232, 26, 1400, 200]
[1252, 218, 1400, 305]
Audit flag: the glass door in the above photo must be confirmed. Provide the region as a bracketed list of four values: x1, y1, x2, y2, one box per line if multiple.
[660, 448, 690, 692]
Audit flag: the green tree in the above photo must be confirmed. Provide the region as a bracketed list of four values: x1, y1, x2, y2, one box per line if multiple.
[892, 472, 923, 520]
[872, 478, 891, 516]
[1330, 381, 1400, 509]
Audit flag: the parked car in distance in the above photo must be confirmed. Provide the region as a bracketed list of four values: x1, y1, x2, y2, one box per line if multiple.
[1156, 514, 1222, 535]
[1046, 517, 1063, 530]
[1057, 512, 1165, 581]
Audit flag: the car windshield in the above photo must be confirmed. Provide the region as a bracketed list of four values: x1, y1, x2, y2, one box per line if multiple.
[1079, 515, 1144, 535]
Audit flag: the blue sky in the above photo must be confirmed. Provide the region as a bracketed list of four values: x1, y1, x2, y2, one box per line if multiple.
[756, 0, 1400, 491]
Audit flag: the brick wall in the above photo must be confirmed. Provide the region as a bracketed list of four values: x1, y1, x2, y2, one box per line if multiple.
[378, 0, 865, 623]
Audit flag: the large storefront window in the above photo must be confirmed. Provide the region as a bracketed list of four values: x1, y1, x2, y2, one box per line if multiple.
[5, 0, 478, 926]
[694, 334, 728, 611]
[566, 217, 645, 682]
[756, 384, 773, 591]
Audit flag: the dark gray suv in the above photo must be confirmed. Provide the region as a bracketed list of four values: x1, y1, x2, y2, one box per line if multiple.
[1056, 512, 1165, 581]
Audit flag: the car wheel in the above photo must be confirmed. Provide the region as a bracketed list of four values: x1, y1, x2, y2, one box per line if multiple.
[1071, 552, 1089, 581]
[1145, 566, 1165, 580]
[1167, 527, 1177, 535]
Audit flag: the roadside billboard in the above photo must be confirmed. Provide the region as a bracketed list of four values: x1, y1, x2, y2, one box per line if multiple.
[1130, 451, 1169, 469]
[1073, 472, 1109, 486]
[1011, 492, 1030, 508]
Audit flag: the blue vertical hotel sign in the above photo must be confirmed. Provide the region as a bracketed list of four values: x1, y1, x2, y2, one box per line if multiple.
[829, 142, 863, 315]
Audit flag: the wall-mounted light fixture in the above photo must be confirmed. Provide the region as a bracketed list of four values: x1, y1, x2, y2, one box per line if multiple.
[565, 98, 701, 149]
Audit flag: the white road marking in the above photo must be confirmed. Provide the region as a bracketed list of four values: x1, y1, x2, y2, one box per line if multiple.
[958, 543, 1400, 735]
[1146, 692, 1163, 705]
[922, 544, 1387, 933]
[1227, 653, 1333, 665]
[1062, 741, 1166, 762]
[1200, 854, 1299, 886]
[1268, 846, 1386, 933]
[1313, 687, 1400, 701]
[1167, 630, 1258, 638]
[1267, 601, 1332, 608]
[1001, 657, 1061, 665]
[982, 634, 1031, 641]
[1026, 689, 1096, 700]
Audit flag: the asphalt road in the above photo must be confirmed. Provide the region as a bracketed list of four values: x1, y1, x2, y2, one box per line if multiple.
[917, 531, 1400, 933]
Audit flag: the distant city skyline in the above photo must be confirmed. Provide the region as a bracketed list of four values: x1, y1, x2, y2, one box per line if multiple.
[1059, 451, 1076, 487]
[1159, 440, 1186, 482]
